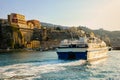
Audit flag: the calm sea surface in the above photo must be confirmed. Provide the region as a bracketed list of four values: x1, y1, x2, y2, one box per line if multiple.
[0, 50, 120, 80]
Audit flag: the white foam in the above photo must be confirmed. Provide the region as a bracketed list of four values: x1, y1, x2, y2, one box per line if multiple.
[0, 60, 86, 79]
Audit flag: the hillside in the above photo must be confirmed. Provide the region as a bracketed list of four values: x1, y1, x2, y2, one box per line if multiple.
[80, 26, 120, 48]
[41, 22, 69, 29]
[41, 23, 120, 40]
[41, 23, 120, 48]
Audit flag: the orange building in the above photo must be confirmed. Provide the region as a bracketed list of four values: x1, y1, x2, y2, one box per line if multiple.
[26, 40, 40, 49]
[8, 13, 27, 28]
[7, 13, 42, 49]
[27, 20, 41, 29]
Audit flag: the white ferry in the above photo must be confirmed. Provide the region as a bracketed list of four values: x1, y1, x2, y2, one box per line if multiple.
[56, 32, 108, 63]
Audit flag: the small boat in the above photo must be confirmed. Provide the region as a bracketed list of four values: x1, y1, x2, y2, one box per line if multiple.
[108, 47, 112, 51]
[56, 33, 108, 63]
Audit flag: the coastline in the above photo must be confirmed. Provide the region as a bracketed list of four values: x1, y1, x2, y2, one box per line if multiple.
[0, 46, 120, 53]
[0, 49, 27, 53]
[0, 48, 56, 53]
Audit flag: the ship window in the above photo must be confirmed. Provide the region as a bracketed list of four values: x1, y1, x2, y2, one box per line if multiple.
[77, 44, 88, 48]
[68, 53, 76, 59]
[69, 44, 76, 48]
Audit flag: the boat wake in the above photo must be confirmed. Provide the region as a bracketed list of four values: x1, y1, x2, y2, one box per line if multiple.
[0, 60, 86, 80]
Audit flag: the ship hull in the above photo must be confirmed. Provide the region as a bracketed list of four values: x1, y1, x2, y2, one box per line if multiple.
[56, 47, 108, 61]
[57, 52, 87, 60]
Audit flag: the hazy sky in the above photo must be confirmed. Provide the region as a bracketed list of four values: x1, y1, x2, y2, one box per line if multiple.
[1, 0, 120, 31]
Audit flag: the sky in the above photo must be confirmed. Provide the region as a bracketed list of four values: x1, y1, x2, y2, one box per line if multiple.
[1, 0, 120, 31]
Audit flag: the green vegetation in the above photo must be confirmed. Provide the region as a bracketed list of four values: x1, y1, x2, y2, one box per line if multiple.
[0, 25, 22, 49]
[0, 22, 120, 50]
[31, 28, 42, 41]
[80, 26, 120, 47]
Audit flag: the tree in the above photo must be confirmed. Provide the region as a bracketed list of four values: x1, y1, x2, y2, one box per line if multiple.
[0, 25, 23, 49]
[56, 27, 61, 31]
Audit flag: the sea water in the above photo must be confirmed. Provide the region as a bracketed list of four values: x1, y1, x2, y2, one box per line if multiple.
[0, 50, 120, 80]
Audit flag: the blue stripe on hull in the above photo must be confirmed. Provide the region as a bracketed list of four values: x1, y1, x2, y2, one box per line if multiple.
[57, 52, 87, 60]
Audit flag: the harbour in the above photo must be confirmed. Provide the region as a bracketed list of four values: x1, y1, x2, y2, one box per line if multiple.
[1, 1, 120, 80]
[0, 50, 120, 80]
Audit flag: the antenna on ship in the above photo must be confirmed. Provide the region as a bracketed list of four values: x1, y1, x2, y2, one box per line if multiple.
[70, 31, 74, 40]
[68, 27, 75, 40]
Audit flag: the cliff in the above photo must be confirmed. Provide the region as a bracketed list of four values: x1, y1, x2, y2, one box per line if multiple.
[0, 22, 120, 50]
[80, 26, 120, 48]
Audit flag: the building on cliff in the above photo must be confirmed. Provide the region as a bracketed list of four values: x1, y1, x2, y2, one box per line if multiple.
[0, 13, 48, 49]
[8, 13, 27, 28]
[27, 20, 41, 29]
[4, 13, 45, 49]
[7, 13, 31, 48]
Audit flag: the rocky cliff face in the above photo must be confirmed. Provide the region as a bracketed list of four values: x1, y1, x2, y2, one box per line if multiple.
[0, 25, 23, 49]
[1, 22, 119, 50]
[80, 26, 120, 48]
